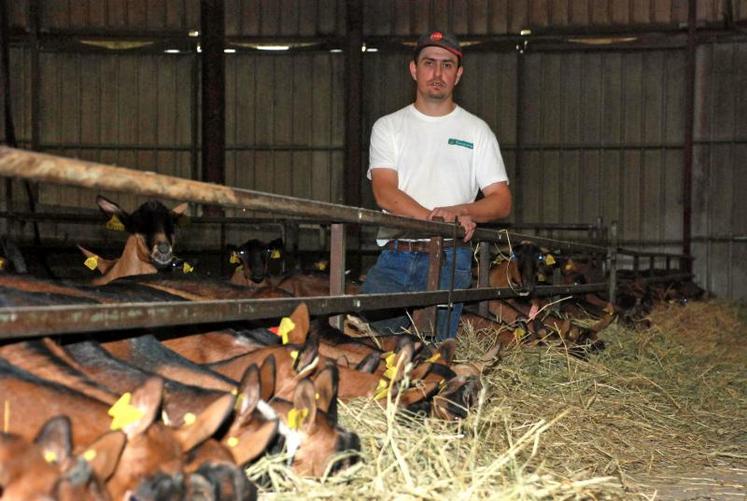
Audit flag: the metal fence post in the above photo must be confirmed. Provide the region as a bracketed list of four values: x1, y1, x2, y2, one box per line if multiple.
[478, 241, 490, 316]
[607, 221, 618, 304]
[329, 223, 346, 330]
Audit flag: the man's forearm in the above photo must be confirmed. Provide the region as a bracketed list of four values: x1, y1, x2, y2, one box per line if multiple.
[373, 184, 431, 220]
[446, 192, 512, 223]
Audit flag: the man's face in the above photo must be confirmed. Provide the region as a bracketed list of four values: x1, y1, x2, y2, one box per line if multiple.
[409, 46, 463, 102]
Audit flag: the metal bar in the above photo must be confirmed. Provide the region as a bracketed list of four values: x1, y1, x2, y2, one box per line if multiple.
[478, 241, 490, 316]
[0, 282, 609, 339]
[328, 223, 346, 330]
[0, 147, 606, 253]
[412, 237, 443, 336]
[616, 248, 694, 259]
[682, 0, 696, 273]
[607, 221, 618, 304]
[343, 0, 363, 279]
[200, 0, 225, 217]
[38, 143, 345, 152]
[343, 0, 362, 209]
[618, 272, 693, 285]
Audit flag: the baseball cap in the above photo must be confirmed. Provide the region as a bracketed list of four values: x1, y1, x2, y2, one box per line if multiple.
[413, 31, 463, 60]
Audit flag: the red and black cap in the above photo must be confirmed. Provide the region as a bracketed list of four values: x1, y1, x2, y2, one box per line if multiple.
[413, 31, 463, 60]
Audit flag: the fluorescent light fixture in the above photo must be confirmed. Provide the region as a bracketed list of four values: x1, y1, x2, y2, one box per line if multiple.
[361, 43, 366, 52]
[80, 40, 154, 50]
[520, 29, 532, 36]
[164, 49, 180, 54]
[256, 44, 290, 51]
[567, 36, 637, 45]
[188, 30, 200, 37]
[224, 48, 236, 53]
[366, 47, 378, 52]
[330, 48, 343, 53]
[196, 44, 202, 53]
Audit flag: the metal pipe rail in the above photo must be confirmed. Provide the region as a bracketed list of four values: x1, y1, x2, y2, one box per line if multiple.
[0, 147, 605, 254]
[0, 282, 608, 339]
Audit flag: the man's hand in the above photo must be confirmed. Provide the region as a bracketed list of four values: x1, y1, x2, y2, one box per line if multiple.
[428, 208, 476, 242]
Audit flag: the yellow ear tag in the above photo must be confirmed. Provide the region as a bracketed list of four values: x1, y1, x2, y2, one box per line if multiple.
[234, 393, 246, 411]
[287, 407, 309, 430]
[537, 273, 546, 282]
[43, 450, 58, 463]
[230, 387, 239, 396]
[84, 255, 99, 270]
[227, 436, 239, 448]
[108, 392, 144, 431]
[314, 260, 327, 271]
[564, 262, 575, 271]
[277, 317, 295, 345]
[229, 252, 240, 264]
[182, 262, 194, 273]
[513, 327, 526, 341]
[182, 412, 196, 426]
[83, 449, 97, 462]
[545, 254, 556, 266]
[0, 257, 6, 271]
[290, 350, 299, 361]
[427, 352, 441, 363]
[105, 215, 125, 232]
[271, 249, 281, 259]
[382, 352, 398, 380]
[373, 378, 390, 400]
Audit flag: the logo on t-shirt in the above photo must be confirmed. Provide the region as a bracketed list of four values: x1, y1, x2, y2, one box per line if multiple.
[448, 138, 474, 149]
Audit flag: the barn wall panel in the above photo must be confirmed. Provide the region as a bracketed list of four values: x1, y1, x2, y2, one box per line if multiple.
[360, 0, 728, 37]
[518, 49, 686, 251]
[34, 52, 194, 212]
[692, 42, 747, 299]
[38, 0, 200, 32]
[225, 52, 344, 215]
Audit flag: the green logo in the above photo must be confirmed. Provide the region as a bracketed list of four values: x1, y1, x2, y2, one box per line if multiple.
[448, 138, 473, 149]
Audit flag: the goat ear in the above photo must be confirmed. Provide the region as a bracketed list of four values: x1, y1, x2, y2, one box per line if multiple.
[174, 394, 234, 453]
[286, 303, 310, 345]
[81, 431, 126, 481]
[96, 195, 127, 218]
[171, 202, 189, 216]
[291, 379, 318, 432]
[124, 377, 164, 438]
[393, 343, 414, 383]
[268, 238, 284, 248]
[437, 338, 457, 364]
[34, 415, 73, 465]
[313, 363, 339, 424]
[258, 355, 276, 402]
[77, 245, 116, 275]
[235, 365, 261, 425]
[355, 352, 380, 374]
[228, 418, 278, 466]
[293, 331, 319, 375]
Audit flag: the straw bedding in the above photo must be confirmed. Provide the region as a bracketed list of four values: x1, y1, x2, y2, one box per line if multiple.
[248, 300, 747, 499]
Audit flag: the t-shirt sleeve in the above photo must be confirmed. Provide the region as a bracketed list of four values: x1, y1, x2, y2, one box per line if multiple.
[474, 124, 509, 188]
[367, 117, 397, 180]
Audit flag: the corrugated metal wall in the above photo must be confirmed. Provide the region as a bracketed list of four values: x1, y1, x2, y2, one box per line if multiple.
[361, 0, 740, 35]
[693, 42, 747, 299]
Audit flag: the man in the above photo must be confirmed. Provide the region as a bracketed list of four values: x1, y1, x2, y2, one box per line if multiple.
[362, 31, 512, 340]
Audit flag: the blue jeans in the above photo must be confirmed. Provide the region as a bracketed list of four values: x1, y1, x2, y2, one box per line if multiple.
[361, 246, 473, 340]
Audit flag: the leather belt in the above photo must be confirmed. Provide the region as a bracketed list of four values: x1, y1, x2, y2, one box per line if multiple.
[384, 239, 469, 253]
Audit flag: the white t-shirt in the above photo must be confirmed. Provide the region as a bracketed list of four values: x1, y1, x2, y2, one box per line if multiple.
[368, 104, 508, 241]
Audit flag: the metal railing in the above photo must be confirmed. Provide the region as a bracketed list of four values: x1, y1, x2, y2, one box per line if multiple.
[0, 147, 691, 338]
